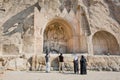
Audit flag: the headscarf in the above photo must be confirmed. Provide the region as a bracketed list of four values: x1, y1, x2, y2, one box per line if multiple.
[74, 54, 78, 60]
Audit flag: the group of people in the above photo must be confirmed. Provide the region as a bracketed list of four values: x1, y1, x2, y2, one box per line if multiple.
[73, 55, 87, 74]
[45, 51, 87, 75]
[45, 52, 64, 73]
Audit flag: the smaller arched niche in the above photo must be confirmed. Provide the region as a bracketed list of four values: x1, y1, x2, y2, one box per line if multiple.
[43, 19, 74, 53]
[92, 31, 120, 55]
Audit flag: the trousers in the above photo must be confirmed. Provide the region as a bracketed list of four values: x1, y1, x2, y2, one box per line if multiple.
[59, 62, 64, 72]
[46, 62, 50, 72]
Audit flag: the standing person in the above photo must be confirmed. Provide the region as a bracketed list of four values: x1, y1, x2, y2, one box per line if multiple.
[80, 55, 87, 75]
[58, 53, 64, 73]
[45, 52, 50, 73]
[73, 54, 79, 74]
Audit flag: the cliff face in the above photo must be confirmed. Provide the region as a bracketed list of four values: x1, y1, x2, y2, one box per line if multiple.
[105, 0, 120, 24]
[0, 0, 37, 54]
[0, 0, 120, 54]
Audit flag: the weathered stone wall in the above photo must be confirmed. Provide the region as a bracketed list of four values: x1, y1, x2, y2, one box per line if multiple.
[0, 0, 120, 55]
[0, 55, 120, 71]
[81, 0, 120, 55]
[0, 0, 38, 55]
[0, 0, 120, 71]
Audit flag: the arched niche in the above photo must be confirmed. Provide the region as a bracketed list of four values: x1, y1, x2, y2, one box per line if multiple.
[92, 31, 120, 55]
[43, 18, 74, 53]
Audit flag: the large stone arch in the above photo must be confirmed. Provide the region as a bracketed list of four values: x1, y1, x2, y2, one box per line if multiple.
[92, 31, 120, 55]
[43, 18, 75, 53]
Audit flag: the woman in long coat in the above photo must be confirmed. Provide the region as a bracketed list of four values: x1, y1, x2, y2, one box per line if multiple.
[73, 55, 79, 74]
[80, 55, 87, 74]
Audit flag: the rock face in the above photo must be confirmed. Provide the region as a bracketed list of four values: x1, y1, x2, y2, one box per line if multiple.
[0, 0, 120, 71]
[30, 55, 120, 72]
[0, 0, 37, 55]
[87, 56, 120, 71]
[0, 58, 4, 73]
[0, 56, 30, 71]
[6, 57, 30, 71]
[0, 55, 120, 72]
[0, 0, 120, 55]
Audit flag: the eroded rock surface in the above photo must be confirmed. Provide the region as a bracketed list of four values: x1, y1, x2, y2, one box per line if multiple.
[0, 0, 120, 71]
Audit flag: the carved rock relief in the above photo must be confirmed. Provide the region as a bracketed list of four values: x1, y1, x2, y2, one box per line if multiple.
[44, 22, 67, 53]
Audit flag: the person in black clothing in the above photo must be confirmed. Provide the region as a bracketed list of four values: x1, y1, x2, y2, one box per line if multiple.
[80, 55, 87, 75]
[58, 53, 64, 73]
[73, 55, 79, 74]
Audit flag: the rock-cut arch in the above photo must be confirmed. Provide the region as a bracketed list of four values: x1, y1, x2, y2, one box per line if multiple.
[92, 31, 120, 55]
[43, 18, 74, 53]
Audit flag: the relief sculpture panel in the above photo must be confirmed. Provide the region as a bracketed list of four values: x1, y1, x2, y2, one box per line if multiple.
[44, 22, 67, 53]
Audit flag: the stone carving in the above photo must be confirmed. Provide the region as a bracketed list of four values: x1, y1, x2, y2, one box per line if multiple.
[44, 22, 67, 53]
[0, 0, 120, 71]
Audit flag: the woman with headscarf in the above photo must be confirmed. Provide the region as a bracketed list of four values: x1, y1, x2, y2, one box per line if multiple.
[80, 55, 87, 75]
[73, 54, 79, 74]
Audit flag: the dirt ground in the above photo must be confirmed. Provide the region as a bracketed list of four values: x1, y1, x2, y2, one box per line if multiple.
[0, 71, 120, 80]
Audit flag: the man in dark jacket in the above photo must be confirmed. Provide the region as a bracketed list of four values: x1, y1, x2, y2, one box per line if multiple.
[58, 53, 64, 73]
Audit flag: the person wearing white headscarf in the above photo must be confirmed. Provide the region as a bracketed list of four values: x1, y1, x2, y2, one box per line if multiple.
[73, 54, 79, 74]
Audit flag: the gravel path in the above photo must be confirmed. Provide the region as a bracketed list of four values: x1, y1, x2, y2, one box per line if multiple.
[0, 71, 120, 80]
